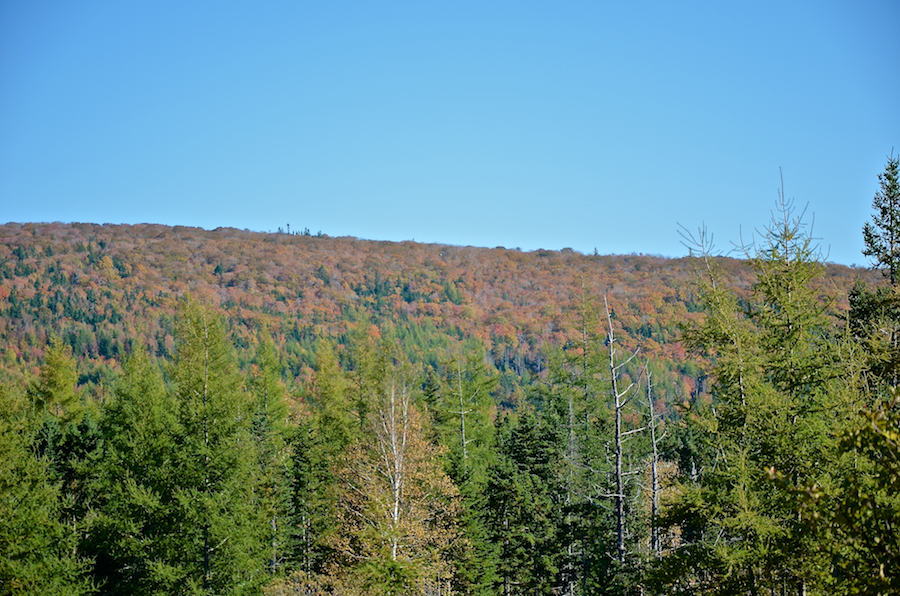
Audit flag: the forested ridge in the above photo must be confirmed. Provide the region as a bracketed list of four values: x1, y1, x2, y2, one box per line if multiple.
[2, 159, 900, 595]
[0, 220, 871, 396]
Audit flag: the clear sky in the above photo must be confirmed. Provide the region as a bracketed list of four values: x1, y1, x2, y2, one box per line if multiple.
[1, 1, 898, 266]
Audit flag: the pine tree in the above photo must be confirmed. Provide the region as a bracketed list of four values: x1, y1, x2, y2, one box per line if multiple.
[483, 410, 566, 596]
[289, 338, 354, 577]
[28, 335, 79, 423]
[540, 292, 621, 595]
[428, 350, 500, 595]
[854, 154, 900, 388]
[248, 333, 292, 577]
[430, 350, 498, 488]
[28, 335, 101, 591]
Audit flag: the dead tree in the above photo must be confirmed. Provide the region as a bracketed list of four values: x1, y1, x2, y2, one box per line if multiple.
[645, 365, 666, 558]
[605, 295, 643, 564]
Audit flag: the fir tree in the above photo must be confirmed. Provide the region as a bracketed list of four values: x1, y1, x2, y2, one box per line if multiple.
[248, 333, 292, 577]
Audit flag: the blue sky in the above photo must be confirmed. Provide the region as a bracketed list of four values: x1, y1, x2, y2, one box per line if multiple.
[2, 1, 898, 266]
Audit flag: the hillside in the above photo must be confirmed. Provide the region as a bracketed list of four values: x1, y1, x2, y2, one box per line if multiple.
[0, 221, 877, 400]
[3, 219, 898, 596]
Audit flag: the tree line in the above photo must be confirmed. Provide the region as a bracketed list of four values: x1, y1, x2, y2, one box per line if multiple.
[2, 156, 899, 595]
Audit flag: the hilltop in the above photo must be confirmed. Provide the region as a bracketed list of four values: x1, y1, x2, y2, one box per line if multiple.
[0, 221, 877, 398]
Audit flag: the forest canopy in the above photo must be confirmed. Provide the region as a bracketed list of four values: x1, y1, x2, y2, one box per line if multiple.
[1, 157, 899, 595]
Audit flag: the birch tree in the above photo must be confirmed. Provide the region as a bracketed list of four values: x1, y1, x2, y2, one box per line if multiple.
[329, 340, 460, 596]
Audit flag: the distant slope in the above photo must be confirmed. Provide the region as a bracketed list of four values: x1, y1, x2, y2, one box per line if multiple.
[0, 222, 878, 399]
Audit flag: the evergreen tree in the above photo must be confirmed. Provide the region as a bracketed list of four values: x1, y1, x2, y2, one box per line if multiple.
[0, 384, 91, 596]
[28, 335, 102, 591]
[248, 333, 293, 577]
[28, 335, 80, 423]
[289, 338, 354, 577]
[483, 410, 566, 596]
[863, 152, 900, 285]
[169, 297, 268, 594]
[428, 350, 501, 595]
[820, 387, 900, 595]
[430, 350, 498, 489]
[539, 304, 615, 596]
[87, 348, 182, 595]
[654, 200, 846, 595]
[853, 155, 900, 388]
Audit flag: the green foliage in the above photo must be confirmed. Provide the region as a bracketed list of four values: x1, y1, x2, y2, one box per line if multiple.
[429, 350, 498, 489]
[426, 349, 502, 595]
[656, 201, 845, 594]
[87, 348, 182, 594]
[825, 388, 900, 595]
[0, 384, 91, 596]
[848, 280, 900, 388]
[863, 153, 900, 285]
[249, 333, 293, 576]
[28, 335, 80, 423]
[289, 338, 353, 575]
[483, 410, 566, 595]
[169, 297, 268, 594]
[327, 330, 461, 595]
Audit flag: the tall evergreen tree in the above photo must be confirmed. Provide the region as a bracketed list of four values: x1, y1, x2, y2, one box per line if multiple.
[248, 333, 292, 577]
[169, 297, 268, 595]
[538, 292, 618, 596]
[87, 348, 182, 595]
[431, 350, 498, 488]
[853, 154, 900, 388]
[483, 410, 566, 596]
[0, 384, 91, 596]
[654, 199, 846, 595]
[863, 152, 900, 285]
[428, 350, 500, 596]
[28, 335, 102, 591]
[289, 338, 354, 578]
[28, 335, 80, 423]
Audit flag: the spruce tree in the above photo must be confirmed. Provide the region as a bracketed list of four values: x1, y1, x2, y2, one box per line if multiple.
[87, 348, 182, 595]
[483, 410, 566, 596]
[169, 297, 267, 595]
[854, 154, 900, 387]
[0, 384, 91, 596]
[248, 333, 292, 577]
[863, 152, 900, 285]
[428, 350, 500, 596]
[28, 335, 80, 422]
[289, 338, 353, 578]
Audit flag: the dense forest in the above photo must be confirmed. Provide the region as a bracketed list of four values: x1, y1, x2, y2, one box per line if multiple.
[2, 158, 899, 596]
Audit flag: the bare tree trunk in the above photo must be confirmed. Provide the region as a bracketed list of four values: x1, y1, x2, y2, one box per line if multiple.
[647, 367, 661, 558]
[373, 375, 411, 562]
[456, 357, 468, 466]
[606, 297, 628, 564]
